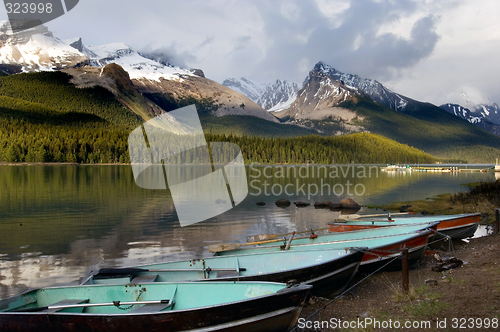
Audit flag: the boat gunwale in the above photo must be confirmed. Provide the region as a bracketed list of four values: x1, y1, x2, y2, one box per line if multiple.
[359, 242, 429, 266]
[246, 226, 437, 251]
[165, 249, 365, 284]
[89, 247, 362, 280]
[328, 212, 481, 226]
[0, 282, 312, 317]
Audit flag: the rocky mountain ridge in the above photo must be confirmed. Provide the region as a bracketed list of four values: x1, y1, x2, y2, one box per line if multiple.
[0, 21, 277, 123]
[222, 77, 299, 112]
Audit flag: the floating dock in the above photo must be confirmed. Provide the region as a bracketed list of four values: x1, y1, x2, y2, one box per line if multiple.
[411, 167, 488, 173]
[381, 165, 490, 173]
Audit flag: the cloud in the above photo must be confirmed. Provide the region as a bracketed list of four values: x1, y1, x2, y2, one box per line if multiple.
[246, 0, 440, 83]
[138, 44, 197, 69]
[14, 0, 498, 105]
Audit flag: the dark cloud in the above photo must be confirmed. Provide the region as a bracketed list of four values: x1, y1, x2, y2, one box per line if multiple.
[24, 0, 495, 106]
[248, 0, 440, 83]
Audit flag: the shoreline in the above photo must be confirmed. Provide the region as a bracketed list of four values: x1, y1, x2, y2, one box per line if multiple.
[0, 162, 497, 167]
[299, 181, 499, 331]
[299, 233, 500, 332]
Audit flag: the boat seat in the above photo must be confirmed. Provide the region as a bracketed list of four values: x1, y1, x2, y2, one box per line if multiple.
[44, 299, 89, 313]
[129, 301, 173, 313]
[130, 275, 158, 283]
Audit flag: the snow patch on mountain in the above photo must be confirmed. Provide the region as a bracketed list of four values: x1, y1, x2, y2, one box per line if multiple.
[0, 20, 197, 82]
[85, 43, 194, 82]
[275, 65, 360, 121]
[440, 103, 482, 123]
[222, 77, 267, 101]
[0, 21, 88, 72]
[257, 80, 300, 112]
[311, 61, 415, 112]
[223, 78, 300, 112]
[64, 37, 99, 65]
[444, 87, 500, 125]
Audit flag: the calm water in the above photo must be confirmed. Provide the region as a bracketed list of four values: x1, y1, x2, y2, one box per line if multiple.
[0, 165, 496, 298]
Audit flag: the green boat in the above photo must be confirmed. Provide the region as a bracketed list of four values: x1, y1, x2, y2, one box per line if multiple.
[84, 248, 363, 297]
[217, 223, 438, 273]
[328, 213, 481, 239]
[0, 281, 311, 332]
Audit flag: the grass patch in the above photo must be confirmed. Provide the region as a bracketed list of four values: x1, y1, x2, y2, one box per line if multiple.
[394, 285, 449, 317]
[403, 300, 450, 317]
[375, 180, 500, 219]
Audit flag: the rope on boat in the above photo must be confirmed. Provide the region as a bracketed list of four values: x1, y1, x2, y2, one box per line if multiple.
[428, 229, 455, 252]
[290, 255, 400, 332]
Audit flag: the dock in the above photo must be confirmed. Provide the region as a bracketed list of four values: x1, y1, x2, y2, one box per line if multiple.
[411, 167, 488, 173]
[381, 165, 491, 173]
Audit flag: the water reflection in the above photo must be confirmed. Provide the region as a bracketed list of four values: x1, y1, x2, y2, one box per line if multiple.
[0, 165, 496, 297]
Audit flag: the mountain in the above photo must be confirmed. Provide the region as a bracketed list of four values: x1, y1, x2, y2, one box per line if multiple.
[0, 22, 278, 123]
[310, 62, 420, 112]
[440, 103, 500, 136]
[440, 89, 500, 126]
[440, 103, 483, 124]
[0, 21, 89, 74]
[273, 69, 361, 120]
[222, 77, 266, 101]
[222, 77, 299, 112]
[256, 80, 299, 112]
[271, 61, 500, 162]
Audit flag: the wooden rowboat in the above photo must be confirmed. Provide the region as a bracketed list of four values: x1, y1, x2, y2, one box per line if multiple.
[218, 223, 437, 274]
[0, 281, 311, 332]
[328, 213, 481, 240]
[83, 248, 364, 298]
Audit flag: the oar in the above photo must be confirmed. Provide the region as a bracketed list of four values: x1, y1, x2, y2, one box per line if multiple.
[245, 213, 414, 242]
[97, 267, 246, 275]
[208, 238, 285, 253]
[340, 212, 413, 220]
[284, 232, 295, 250]
[17, 299, 172, 312]
[246, 227, 331, 242]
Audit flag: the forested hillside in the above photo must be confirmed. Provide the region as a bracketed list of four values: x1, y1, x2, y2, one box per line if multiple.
[0, 71, 435, 164]
[343, 98, 500, 163]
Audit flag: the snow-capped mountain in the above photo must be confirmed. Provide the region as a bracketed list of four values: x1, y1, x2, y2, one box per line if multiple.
[0, 20, 88, 73]
[222, 77, 300, 112]
[440, 103, 500, 136]
[85, 42, 197, 82]
[0, 22, 277, 122]
[274, 63, 361, 121]
[66, 43, 276, 121]
[64, 37, 98, 65]
[440, 89, 500, 125]
[222, 77, 267, 102]
[257, 80, 300, 112]
[312, 62, 417, 112]
[439, 104, 484, 124]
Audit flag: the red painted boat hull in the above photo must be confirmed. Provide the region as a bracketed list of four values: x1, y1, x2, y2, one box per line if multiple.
[328, 214, 480, 240]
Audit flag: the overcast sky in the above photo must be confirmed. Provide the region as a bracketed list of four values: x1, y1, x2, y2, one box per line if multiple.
[2, 0, 499, 106]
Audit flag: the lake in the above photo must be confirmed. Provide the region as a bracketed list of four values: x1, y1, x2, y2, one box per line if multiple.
[0, 164, 496, 298]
